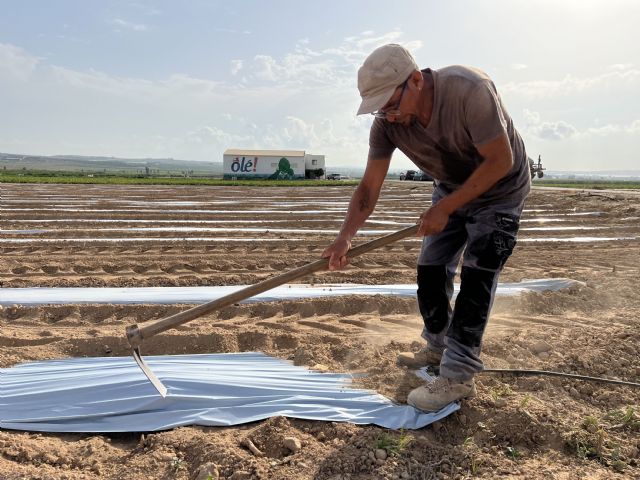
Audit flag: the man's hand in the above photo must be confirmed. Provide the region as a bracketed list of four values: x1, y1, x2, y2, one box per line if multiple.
[417, 202, 451, 236]
[320, 155, 389, 270]
[321, 237, 352, 270]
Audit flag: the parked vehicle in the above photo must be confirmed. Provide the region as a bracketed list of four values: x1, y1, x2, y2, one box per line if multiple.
[399, 170, 417, 180]
[326, 173, 343, 180]
[414, 171, 433, 181]
[400, 169, 433, 181]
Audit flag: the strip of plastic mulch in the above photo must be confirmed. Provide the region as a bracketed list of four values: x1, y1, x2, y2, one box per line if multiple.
[0, 352, 458, 433]
[0, 279, 582, 306]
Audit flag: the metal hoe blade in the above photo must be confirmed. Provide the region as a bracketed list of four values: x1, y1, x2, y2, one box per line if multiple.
[132, 347, 168, 397]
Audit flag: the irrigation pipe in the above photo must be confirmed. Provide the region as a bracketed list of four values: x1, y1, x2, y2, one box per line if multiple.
[481, 368, 640, 387]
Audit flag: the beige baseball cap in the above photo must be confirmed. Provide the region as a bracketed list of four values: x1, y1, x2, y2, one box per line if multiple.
[356, 44, 419, 115]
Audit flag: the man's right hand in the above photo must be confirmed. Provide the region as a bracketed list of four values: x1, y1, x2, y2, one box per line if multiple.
[321, 237, 352, 271]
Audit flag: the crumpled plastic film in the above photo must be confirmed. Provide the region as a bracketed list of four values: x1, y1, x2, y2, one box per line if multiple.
[0, 352, 458, 433]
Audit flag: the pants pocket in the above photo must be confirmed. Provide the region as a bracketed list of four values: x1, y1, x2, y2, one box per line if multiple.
[467, 212, 520, 271]
[495, 212, 520, 234]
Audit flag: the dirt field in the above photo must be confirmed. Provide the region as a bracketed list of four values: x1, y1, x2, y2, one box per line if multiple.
[1, 181, 639, 479]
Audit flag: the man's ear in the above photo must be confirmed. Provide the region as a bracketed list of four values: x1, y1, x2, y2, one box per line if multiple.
[410, 70, 424, 90]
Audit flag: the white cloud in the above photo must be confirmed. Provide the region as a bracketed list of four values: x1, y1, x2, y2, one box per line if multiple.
[520, 109, 640, 171]
[523, 109, 640, 141]
[50, 66, 160, 99]
[584, 119, 640, 136]
[88, 124, 258, 160]
[230, 59, 243, 75]
[0, 32, 436, 166]
[626, 119, 640, 133]
[253, 55, 280, 82]
[163, 74, 224, 96]
[537, 121, 579, 141]
[249, 51, 341, 86]
[164, 115, 368, 163]
[0, 43, 40, 80]
[282, 116, 319, 146]
[0, 35, 386, 164]
[241, 31, 422, 90]
[523, 108, 578, 140]
[510, 63, 527, 70]
[341, 30, 423, 54]
[326, 31, 422, 63]
[503, 66, 640, 98]
[46, 66, 230, 106]
[110, 18, 149, 32]
[348, 31, 404, 49]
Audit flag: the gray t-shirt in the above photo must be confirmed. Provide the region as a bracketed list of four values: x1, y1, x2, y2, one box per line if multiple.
[369, 66, 530, 204]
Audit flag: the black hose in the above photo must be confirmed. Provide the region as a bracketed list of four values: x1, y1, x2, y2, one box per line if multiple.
[481, 368, 640, 387]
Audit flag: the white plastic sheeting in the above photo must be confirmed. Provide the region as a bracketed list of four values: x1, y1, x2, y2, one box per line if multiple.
[0, 237, 310, 244]
[0, 352, 458, 432]
[0, 227, 394, 235]
[0, 279, 582, 306]
[519, 236, 637, 243]
[1, 236, 637, 244]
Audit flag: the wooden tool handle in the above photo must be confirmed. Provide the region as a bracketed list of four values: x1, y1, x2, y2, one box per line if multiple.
[127, 224, 419, 347]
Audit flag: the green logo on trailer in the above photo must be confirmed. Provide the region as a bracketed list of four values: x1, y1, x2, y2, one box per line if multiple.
[269, 157, 295, 180]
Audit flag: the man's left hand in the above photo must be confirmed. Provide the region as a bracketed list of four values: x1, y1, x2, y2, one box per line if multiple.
[417, 203, 451, 236]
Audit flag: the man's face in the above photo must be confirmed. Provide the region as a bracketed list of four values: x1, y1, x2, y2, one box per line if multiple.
[375, 78, 415, 126]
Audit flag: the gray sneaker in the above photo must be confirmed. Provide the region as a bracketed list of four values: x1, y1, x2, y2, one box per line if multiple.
[396, 347, 442, 369]
[407, 376, 476, 412]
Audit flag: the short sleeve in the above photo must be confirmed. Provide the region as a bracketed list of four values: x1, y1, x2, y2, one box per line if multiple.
[464, 81, 508, 146]
[368, 118, 396, 160]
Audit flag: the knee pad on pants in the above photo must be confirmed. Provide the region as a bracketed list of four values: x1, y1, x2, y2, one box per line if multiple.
[417, 264, 452, 334]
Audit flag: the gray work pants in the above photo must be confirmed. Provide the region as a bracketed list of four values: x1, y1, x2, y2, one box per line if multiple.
[417, 187, 526, 381]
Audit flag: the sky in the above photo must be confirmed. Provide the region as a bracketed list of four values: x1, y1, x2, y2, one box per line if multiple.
[1, 0, 639, 171]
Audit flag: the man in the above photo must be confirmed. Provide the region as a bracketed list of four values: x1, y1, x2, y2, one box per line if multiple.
[322, 44, 530, 412]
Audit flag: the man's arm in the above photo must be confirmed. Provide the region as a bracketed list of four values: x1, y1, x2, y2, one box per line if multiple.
[418, 133, 513, 236]
[322, 156, 391, 270]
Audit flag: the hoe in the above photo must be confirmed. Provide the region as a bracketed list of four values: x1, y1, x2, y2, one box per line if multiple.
[126, 224, 420, 396]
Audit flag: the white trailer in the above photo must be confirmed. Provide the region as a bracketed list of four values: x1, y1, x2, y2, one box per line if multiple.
[223, 149, 324, 180]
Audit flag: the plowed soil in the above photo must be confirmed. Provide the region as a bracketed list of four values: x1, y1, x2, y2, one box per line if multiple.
[1, 181, 639, 479]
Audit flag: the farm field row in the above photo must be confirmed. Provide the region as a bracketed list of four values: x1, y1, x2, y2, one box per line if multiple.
[1, 181, 638, 479]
